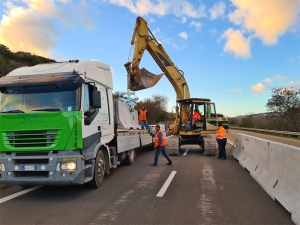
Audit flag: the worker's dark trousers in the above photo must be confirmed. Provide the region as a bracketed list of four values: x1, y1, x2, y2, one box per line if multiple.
[217, 138, 227, 159]
[154, 146, 172, 165]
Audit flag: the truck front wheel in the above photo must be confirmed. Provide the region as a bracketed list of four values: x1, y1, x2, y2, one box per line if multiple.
[88, 149, 106, 188]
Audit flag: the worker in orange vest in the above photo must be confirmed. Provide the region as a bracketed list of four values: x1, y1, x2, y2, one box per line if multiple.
[148, 124, 172, 166]
[192, 109, 202, 121]
[216, 123, 227, 159]
[192, 109, 202, 130]
[138, 106, 150, 130]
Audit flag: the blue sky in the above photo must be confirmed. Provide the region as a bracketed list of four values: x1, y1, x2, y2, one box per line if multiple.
[0, 0, 299, 117]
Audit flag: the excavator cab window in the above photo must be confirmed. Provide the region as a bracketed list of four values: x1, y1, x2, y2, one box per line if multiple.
[179, 102, 206, 131]
[206, 103, 216, 119]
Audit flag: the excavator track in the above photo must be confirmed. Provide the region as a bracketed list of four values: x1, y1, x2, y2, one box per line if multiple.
[166, 135, 180, 156]
[202, 135, 217, 156]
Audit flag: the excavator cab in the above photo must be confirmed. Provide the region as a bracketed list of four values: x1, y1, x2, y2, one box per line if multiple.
[177, 98, 218, 138]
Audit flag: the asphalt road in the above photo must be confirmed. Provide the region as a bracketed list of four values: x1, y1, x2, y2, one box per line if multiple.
[0, 133, 296, 225]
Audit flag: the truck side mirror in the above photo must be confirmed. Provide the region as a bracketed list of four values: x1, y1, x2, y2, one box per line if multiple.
[91, 91, 101, 108]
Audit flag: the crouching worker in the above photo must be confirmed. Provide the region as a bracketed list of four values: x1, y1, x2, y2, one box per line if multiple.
[148, 124, 172, 166]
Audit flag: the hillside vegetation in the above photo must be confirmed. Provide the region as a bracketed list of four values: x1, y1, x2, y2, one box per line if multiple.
[0, 44, 55, 78]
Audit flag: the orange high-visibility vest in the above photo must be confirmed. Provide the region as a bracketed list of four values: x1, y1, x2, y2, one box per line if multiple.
[154, 130, 166, 147]
[139, 109, 147, 120]
[192, 111, 201, 121]
[216, 126, 227, 139]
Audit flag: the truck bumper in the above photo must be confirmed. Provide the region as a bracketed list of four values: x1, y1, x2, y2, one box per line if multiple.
[0, 151, 86, 186]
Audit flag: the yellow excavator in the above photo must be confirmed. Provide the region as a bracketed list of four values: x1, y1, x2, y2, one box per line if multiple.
[125, 17, 218, 156]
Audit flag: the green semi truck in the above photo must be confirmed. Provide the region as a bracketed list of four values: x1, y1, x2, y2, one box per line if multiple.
[0, 60, 153, 188]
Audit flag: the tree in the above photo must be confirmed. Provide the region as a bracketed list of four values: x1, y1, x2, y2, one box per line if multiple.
[0, 44, 56, 77]
[266, 88, 300, 131]
[0, 56, 8, 77]
[136, 94, 169, 124]
[239, 116, 254, 128]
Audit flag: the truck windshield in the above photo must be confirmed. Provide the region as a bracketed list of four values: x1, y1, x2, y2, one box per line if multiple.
[0, 84, 81, 113]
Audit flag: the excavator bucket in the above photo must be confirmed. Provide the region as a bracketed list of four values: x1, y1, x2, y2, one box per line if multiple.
[127, 68, 164, 91]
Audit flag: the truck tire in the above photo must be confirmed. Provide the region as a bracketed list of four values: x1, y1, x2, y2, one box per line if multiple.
[88, 149, 106, 188]
[124, 149, 135, 165]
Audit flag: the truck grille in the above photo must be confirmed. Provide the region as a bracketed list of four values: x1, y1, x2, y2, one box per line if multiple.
[5, 130, 58, 148]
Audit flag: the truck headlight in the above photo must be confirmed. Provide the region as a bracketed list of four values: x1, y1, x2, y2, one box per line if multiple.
[60, 162, 77, 170]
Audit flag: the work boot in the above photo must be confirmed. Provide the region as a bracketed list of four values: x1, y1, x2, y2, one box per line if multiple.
[166, 162, 172, 165]
[150, 163, 157, 166]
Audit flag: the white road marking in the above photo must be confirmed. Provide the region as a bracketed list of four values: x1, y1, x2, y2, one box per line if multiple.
[166, 135, 174, 138]
[156, 171, 177, 197]
[0, 186, 42, 204]
[183, 149, 189, 156]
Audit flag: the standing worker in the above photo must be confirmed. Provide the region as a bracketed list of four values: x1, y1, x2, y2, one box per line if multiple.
[216, 123, 227, 159]
[149, 124, 172, 166]
[138, 106, 150, 130]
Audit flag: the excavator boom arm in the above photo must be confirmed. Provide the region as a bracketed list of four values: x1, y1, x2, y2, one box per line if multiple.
[125, 16, 190, 100]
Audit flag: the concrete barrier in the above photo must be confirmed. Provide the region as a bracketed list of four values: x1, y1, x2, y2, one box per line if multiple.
[114, 100, 140, 130]
[233, 133, 300, 225]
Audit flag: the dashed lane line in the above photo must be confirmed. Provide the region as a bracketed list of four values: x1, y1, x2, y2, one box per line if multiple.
[0, 186, 42, 204]
[156, 171, 177, 197]
[183, 149, 189, 156]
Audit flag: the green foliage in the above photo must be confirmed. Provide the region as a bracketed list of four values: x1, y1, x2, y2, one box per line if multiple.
[239, 116, 254, 128]
[136, 94, 170, 124]
[266, 88, 300, 131]
[112, 91, 172, 125]
[228, 117, 238, 126]
[232, 88, 300, 132]
[0, 44, 55, 77]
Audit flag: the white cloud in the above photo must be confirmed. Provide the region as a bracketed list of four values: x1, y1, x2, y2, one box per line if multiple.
[181, 16, 187, 24]
[179, 31, 188, 39]
[209, 1, 226, 20]
[189, 20, 202, 31]
[109, 0, 207, 18]
[289, 80, 300, 90]
[274, 74, 286, 80]
[229, 88, 242, 92]
[0, 0, 95, 57]
[148, 17, 155, 22]
[152, 28, 160, 36]
[286, 58, 295, 64]
[209, 28, 218, 36]
[251, 83, 268, 93]
[228, 0, 300, 45]
[221, 28, 251, 59]
[263, 78, 272, 83]
[153, 28, 186, 50]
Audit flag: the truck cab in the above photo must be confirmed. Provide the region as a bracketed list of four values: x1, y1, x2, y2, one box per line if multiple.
[0, 60, 115, 187]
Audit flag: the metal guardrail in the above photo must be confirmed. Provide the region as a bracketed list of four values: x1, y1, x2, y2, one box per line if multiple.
[230, 127, 300, 139]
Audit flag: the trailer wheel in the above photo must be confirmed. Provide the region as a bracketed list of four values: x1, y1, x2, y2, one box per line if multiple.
[88, 149, 105, 188]
[124, 149, 135, 165]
